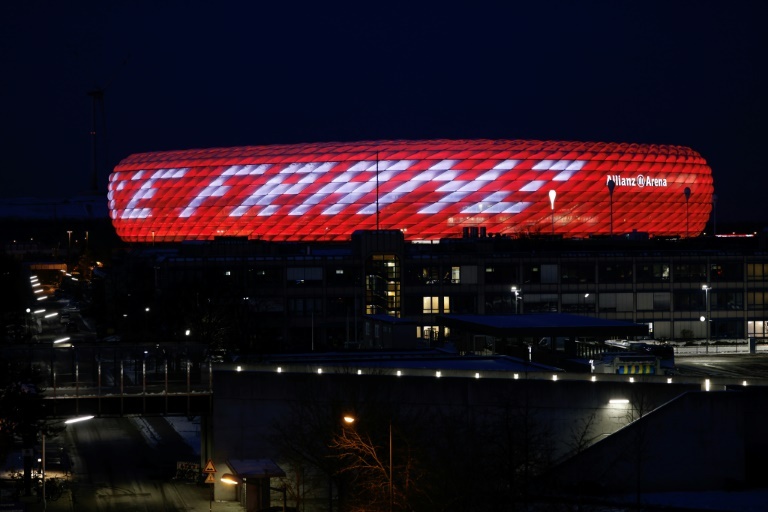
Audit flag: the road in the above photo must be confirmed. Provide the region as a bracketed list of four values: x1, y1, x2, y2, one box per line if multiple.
[675, 353, 768, 380]
[28, 416, 240, 512]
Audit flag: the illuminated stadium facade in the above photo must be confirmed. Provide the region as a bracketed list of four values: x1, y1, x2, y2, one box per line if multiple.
[108, 139, 714, 243]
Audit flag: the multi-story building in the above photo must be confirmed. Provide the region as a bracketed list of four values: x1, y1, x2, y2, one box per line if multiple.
[123, 229, 768, 353]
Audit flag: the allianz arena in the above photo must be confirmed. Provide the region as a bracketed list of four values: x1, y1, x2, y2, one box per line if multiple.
[108, 139, 714, 243]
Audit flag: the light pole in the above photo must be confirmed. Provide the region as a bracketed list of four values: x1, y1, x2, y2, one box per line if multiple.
[607, 179, 615, 236]
[702, 284, 711, 353]
[343, 415, 393, 512]
[684, 187, 691, 238]
[41, 433, 46, 510]
[548, 190, 556, 235]
[511, 286, 521, 314]
[41, 415, 94, 508]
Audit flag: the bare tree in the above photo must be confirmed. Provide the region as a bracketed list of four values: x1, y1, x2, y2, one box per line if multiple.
[565, 411, 600, 457]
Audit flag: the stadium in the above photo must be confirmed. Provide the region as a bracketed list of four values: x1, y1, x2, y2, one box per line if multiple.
[107, 139, 713, 242]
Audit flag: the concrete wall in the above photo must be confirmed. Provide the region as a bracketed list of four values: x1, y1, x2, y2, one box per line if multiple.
[544, 389, 768, 494]
[210, 368, 704, 500]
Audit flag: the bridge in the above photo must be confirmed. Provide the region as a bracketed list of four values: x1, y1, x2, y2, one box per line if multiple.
[3, 342, 213, 418]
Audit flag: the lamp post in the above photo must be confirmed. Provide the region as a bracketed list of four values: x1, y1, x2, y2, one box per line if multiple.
[511, 286, 521, 314]
[548, 190, 556, 235]
[343, 415, 393, 512]
[684, 187, 691, 238]
[40, 415, 94, 508]
[41, 433, 46, 510]
[607, 179, 615, 236]
[702, 284, 711, 353]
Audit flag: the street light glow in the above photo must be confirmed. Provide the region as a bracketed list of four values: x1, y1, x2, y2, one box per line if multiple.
[221, 473, 240, 485]
[64, 415, 95, 424]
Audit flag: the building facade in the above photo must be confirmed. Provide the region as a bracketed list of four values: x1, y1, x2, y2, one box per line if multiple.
[118, 230, 768, 353]
[108, 139, 713, 243]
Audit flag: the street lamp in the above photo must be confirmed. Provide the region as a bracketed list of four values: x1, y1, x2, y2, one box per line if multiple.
[343, 415, 393, 512]
[511, 286, 521, 314]
[607, 179, 615, 236]
[64, 415, 94, 424]
[702, 284, 711, 353]
[684, 187, 691, 238]
[548, 190, 557, 235]
[41, 415, 94, 509]
[221, 473, 240, 485]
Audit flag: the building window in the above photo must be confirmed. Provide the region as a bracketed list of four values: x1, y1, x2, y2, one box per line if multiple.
[747, 292, 768, 310]
[637, 263, 670, 283]
[366, 254, 400, 316]
[598, 293, 633, 312]
[422, 296, 449, 313]
[747, 263, 768, 281]
[485, 264, 518, 285]
[287, 267, 323, 285]
[599, 262, 634, 283]
[673, 263, 707, 283]
[561, 262, 595, 284]
[710, 262, 744, 282]
[417, 326, 449, 342]
[638, 292, 670, 311]
[713, 290, 743, 311]
[524, 263, 559, 284]
[562, 293, 594, 313]
[748, 321, 768, 338]
[520, 293, 557, 313]
[673, 290, 705, 311]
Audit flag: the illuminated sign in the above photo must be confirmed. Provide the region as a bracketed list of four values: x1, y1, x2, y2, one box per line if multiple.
[607, 175, 668, 188]
[108, 139, 713, 242]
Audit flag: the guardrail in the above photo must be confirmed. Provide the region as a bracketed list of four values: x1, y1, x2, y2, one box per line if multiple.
[674, 343, 768, 355]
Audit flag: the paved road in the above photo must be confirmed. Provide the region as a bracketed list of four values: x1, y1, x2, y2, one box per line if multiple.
[4, 417, 244, 512]
[675, 352, 768, 380]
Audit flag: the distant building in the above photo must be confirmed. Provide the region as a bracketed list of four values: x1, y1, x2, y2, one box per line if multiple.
[113, 229, 768, 352]
[107, 139, 713, 243]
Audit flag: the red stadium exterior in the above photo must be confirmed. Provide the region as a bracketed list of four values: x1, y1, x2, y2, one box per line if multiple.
[108, 139, 714, 243]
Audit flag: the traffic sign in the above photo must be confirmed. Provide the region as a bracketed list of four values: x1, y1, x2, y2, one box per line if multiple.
[205, 473, 216, 484]
[203, 459, 217, 473]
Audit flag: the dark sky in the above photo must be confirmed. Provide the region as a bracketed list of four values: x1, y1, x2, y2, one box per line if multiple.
[1, 1, 765, 223]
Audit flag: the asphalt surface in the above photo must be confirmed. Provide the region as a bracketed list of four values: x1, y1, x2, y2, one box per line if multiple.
[12, 480, 243, 512]
[1, 416, 245, 512]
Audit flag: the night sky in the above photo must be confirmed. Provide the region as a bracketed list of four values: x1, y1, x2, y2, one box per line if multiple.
[1, 1, 764, 224]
